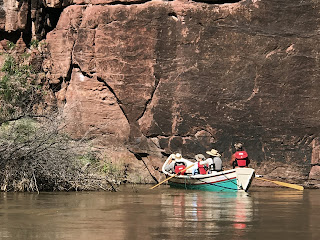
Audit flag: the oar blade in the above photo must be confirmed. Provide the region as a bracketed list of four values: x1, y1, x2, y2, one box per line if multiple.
[272, 181, 304, 191]
[255, 177, 304, 191]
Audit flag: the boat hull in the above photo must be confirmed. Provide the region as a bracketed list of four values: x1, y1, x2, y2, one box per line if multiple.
[169, 178, 239, 191]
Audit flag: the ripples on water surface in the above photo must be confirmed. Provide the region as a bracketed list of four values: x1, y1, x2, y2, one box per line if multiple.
[0, 186, 319, 240]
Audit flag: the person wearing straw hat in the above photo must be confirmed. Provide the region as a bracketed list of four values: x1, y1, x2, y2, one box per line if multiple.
[204, 149, 223, 172]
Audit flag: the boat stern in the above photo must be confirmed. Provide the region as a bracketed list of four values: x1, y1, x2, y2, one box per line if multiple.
[235, 168, 255, 192]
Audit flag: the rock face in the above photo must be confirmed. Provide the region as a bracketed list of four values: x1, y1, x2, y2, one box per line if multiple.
[1, 0, 320, 184]
[63, 68, 131, 142]
[0, 0, 28, 32]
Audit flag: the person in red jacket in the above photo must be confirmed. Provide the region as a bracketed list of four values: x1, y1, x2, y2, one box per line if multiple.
[194, 154, 208, 174]
[230, 143, 250, 168]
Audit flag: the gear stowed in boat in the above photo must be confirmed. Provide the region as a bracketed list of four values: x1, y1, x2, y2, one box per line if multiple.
[162, 153, 255, 192]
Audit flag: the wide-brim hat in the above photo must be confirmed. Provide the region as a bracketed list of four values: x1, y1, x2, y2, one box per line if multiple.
[175, 153, 182, 159]
[206, 149, 221, 157]
[195, 154, 205, 161]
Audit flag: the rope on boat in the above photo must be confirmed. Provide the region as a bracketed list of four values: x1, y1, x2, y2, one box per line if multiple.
[220, 171, 243, 190]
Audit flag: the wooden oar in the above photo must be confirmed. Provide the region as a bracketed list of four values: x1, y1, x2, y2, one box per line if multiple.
[150, 163, 195, 190]
[255, 177, 304, 191]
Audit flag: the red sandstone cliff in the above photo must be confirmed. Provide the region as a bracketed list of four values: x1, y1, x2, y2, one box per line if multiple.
[1, 0, 320, 186]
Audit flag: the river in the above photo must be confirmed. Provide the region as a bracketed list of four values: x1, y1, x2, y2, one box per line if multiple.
[0, 186, 319, 240]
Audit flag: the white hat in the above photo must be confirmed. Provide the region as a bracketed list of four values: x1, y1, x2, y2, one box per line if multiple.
[175, 153, 182, 159]
[206, 149, 221, 157]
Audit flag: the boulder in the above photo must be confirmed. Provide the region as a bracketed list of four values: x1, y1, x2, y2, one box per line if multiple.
[309, 166, 320, 180]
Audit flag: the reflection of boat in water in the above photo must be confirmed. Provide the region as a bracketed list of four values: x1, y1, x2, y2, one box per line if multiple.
[162, 155, 255, 192]
[160, 191, 254, 235]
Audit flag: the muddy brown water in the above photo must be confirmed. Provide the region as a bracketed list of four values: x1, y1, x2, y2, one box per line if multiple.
[0, 186, 319, 240]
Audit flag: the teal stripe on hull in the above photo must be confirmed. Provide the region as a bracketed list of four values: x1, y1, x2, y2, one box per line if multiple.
[169, 179, 238, 192]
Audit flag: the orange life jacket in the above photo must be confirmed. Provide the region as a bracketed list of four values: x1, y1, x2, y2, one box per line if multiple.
[235, 151, 249, 167]
[174, 164, 186, 175]
[198, 162, 208, 174]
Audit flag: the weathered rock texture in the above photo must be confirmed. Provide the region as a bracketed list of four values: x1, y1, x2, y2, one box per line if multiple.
[0, 0, 28, 32]
[1, 0, 320, 185]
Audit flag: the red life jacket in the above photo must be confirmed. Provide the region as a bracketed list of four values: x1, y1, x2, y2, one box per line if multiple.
[174, 165, 186, 175]
[198, 162, 208, 174]
[235, 151, 248, 167]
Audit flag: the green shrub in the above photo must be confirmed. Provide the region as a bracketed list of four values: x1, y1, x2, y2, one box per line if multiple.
[0, 54, 43, 123]
[1, 55, 16, 75]
[7, 41, 15, 50]
[78, 152, 99, 164]
[30, 39, 39, 48]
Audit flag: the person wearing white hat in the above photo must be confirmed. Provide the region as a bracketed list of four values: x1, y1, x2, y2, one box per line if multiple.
[175, 153, 194, 174]
[164, 153, 194, 174]
[203, 149, 223, 172]
[163, 153, 177, 173]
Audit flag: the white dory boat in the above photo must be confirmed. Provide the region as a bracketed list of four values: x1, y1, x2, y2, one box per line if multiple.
[162, 155, 255, 192]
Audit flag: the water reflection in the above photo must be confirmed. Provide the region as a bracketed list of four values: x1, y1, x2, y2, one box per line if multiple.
[160, 191, 254, 239]
[0, 188, 318, 240]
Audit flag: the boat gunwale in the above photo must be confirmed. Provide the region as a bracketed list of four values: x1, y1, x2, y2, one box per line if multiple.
[168, 176, 237, 185]
[164, 169, 237, 180]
